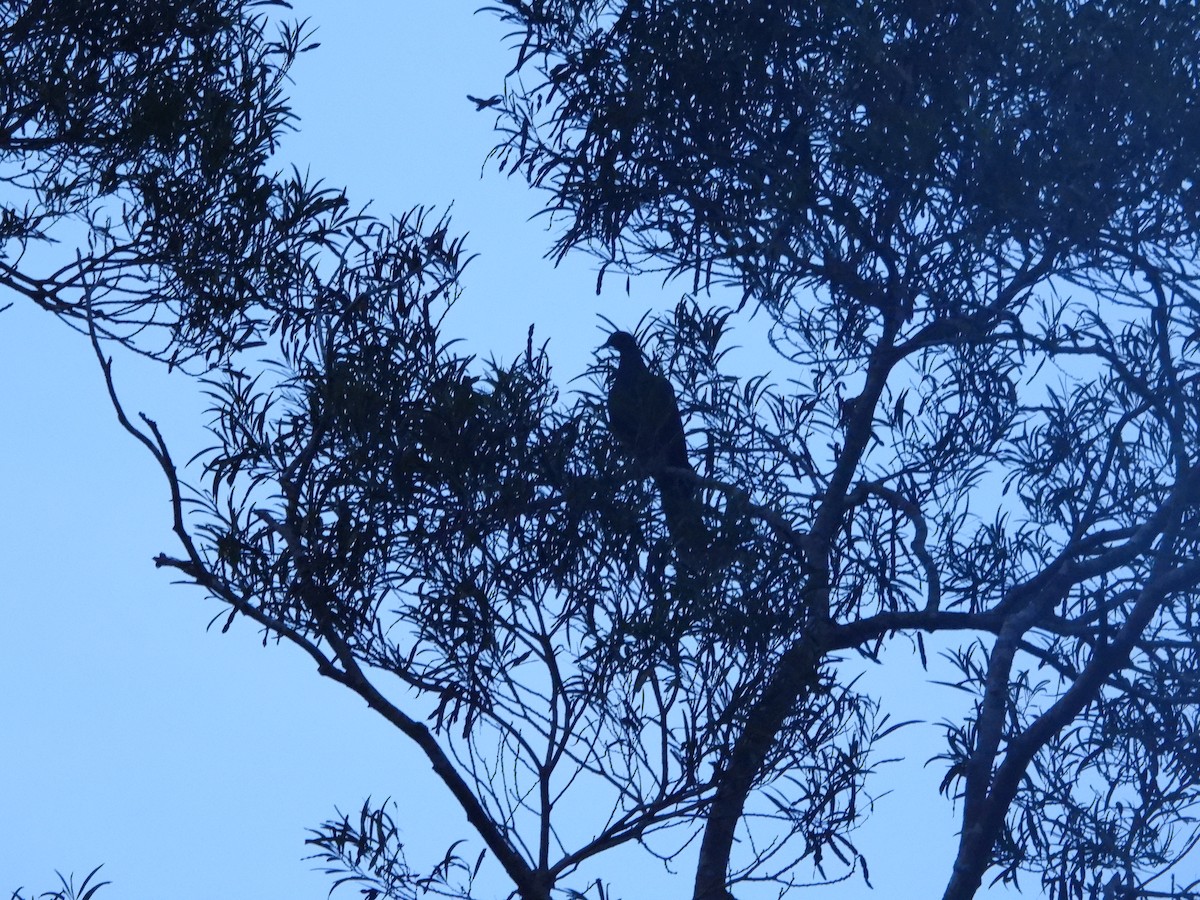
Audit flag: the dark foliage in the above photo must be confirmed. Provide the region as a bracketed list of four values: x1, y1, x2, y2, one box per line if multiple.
[9, 3, 1200, 900]
[479, 1, 1200, 899]
[0, 0, 352, 360]
[10, 866, 109, 900]
[173, 215, 881, 897]
[488, 0, 1200, 299]
[306, 800, 480, 900]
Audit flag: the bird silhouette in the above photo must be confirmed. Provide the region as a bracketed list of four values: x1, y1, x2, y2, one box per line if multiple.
[602, 331, 703, 550]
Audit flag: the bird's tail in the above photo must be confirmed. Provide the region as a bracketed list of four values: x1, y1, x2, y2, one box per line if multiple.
[653, 471, 707, 559]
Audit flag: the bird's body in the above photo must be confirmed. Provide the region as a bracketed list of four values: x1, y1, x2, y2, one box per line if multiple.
[604, 331, 692, 474]
[603, 331, 702, 550]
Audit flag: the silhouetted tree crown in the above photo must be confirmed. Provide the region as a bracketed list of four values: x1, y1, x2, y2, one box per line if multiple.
[8, 3, 1200, 900]
[483, 3, 1200, 898]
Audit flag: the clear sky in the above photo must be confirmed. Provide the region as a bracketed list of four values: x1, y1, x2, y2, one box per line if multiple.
[1, 5, 1161, 899]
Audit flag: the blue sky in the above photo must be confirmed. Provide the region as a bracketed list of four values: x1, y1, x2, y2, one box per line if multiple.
[0, 4, 1142, 898]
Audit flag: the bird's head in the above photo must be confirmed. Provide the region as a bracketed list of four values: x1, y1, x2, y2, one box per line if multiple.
[601, 330, 642, 359]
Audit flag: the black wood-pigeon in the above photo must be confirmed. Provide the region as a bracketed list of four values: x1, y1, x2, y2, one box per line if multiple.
[602, 331, 702, 548]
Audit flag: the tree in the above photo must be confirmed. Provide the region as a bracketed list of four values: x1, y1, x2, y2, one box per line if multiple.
[482, 2, 1200, 898]
[7, 3, 1200, 900]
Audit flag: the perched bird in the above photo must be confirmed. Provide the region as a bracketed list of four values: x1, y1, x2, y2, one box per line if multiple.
[602, 331, 702, 549]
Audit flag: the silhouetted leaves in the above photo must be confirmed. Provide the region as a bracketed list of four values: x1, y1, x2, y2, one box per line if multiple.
[306, 799, 477, 900]
[12, 3, 1200, 899]
[484, 2, 1200, 898]
[0, 0, 349, 360]
[10, 866, 109, 900]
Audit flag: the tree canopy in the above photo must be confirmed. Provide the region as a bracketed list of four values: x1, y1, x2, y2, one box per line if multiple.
[0, 0, 351, 360]
[486, 3, 1200, 894]
[8, 2, 1200, 900]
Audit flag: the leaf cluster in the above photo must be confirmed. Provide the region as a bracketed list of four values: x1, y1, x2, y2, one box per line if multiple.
[480, 3, 1200, 898]
[12, 3, 1200, 899]
[0, 0, 349, 359]
[179, 206, 884, 894]
[490, 0, 1200, 305]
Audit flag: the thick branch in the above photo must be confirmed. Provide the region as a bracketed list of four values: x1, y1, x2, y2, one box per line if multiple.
[941, 541, 1200, 900]
[693, 297, 903, 900]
